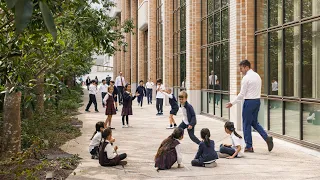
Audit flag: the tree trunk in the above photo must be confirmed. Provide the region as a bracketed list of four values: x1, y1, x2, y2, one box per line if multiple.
[66, 76, 73, 88]
[1, 83, 22, 157]
[35, 74, 45, 114]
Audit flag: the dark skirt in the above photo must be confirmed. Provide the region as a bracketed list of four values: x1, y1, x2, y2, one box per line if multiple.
[170, 108, 179, 115]
[121, 107, 133, 116]
[105, 106, 116, 115]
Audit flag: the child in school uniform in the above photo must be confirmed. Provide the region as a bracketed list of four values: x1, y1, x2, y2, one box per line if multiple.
[121, 83, 139, 128]
[110, 80, 119, 111]
[219, 121, 245, 159]
[136, 80, 146, 108]
[89, 121, 105, 159]
[160, 88, 179, 129]
[155, 128, 184, 170]
[99, 128, 127, 166]
[103, 86, 116, 129]
[156, 78, 166, 115]
[177, 91, 201, 145]
[191, 128, 218, 168]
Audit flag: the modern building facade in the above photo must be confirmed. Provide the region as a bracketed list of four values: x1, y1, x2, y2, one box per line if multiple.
[110, 0, 320, 148]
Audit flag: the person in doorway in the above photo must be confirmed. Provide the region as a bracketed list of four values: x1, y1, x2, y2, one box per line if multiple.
[161, 88, 178, 129]
[219, 121, 245, 159]
[146, 78, 154, 105]
[110, 80, 119, 111]
[178, 91, 201, 145]
[226, 60, 273, 152]
[86, 76, 91, 90]
[95, 76, 99, 84]
[214, 79, 221, 106]
[103, 86, 116, 129]
[136, 80, 146, 108]
[99, 79, 108, 108]
[208, 71, 217, 103]
[115, 71, 126, 105]
[181, 78, 186, 91]
[156, 79, 166, 115]
[85, 80, 99, 112]
[271, 78, 278, 95]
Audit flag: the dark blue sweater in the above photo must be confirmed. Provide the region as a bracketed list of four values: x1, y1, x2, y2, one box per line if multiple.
[181, 101, 197, 127]
[136, 85, 146, 96]
[195, 140, 218, 163]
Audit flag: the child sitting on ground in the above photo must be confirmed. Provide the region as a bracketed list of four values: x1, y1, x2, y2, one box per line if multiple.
[99, 127, 127, 166]
[155, 128, 184, 170]
[191, 128, 218, 167]
[219, 121, 245, 159]
[89, 121, 105, 159]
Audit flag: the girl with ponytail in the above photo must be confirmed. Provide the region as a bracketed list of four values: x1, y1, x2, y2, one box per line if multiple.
[191, 128, 218, 167]
[155, 128, 184, 170]
[89, 121, 105, 159]
[219, 121, 245, 158]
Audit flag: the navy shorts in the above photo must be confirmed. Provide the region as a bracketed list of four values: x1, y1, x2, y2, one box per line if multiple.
[170, 108, 179, 115]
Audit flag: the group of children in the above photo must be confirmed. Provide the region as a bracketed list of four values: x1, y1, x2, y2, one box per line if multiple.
[89, 90, 246, 170]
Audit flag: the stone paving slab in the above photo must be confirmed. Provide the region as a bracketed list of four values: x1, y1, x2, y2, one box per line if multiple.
[61, 88, 320, 180]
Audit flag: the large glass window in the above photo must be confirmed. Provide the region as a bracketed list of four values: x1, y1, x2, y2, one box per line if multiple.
[173, 0, 186, 91]
[255, 0, 320, 145]
[201, 0, 229, 118]
[156, 0, 163, 80]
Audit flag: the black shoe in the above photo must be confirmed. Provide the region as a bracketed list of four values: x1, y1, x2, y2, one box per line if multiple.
[156, 113, 160, 116]
[110, 127, 115, 130]
[85, 110, 90, 112]
[266, 136, 274, 152]
[95, 110, 99, 112]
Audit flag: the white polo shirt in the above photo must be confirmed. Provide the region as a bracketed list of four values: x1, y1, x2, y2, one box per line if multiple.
[99, 84, 108, 93]
[146, 81, 154, 89]
[230, 132, 245, 157]
[156, 84, 165, 99]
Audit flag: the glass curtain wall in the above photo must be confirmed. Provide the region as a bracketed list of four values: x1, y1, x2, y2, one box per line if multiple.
[255, 0, 320, 145]
[201, 0, 229, 119]
[173, 0, 186, 96]
[156, 0, 163, 80]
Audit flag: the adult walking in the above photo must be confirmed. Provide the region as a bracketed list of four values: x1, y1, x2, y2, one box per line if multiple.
[86, 76, 91, 90]
[85, 80, 99, 112]
[145, 78, 154, 105]
[115, 71, 126, 105]
[226, 60, 273, 152]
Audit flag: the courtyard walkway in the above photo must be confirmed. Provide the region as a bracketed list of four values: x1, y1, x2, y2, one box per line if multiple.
[62, 88, 320, 180]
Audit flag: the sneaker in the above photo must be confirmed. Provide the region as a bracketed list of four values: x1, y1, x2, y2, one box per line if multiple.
[244, 147, 254, 153]
[166, 126, 173, 129]
[122, 125, 127, 128]
[204, 162, 217, 168]
[119, 161, 127, 166]
[266, 136, 274, 152]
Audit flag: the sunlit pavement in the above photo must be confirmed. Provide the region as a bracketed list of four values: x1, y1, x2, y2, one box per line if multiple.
[62, 87, 320, 180]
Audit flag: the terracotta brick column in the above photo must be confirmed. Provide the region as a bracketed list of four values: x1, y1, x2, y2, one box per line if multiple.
[185, 0, 202, 113]
[131, 0, 138, 89]
[148, 0, 157, 83]
[138, 30, 145, 82]
[163, 0, 173, 89]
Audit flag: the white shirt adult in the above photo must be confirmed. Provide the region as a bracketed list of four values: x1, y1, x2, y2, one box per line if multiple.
[156, 84, 166, 99]
[99, 83, 108, 93]
[88, 84, 98, 95]
[146, 81, 154, 89]
[231, 69, 261, 105]
[209, 74, 218, 85]
[272, 81, 278, 91]
[115, 76, 126, 87]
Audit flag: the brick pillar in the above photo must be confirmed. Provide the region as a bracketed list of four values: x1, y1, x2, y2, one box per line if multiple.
[131, 0, 138, 90]
[138, 30, 145, 82]
[148, 0, 157, 84]
[185, 0, 201, 114]
[163, 0, 173, 89]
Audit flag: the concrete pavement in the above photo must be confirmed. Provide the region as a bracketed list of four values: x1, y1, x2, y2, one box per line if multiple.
[62, 88, 320, 180]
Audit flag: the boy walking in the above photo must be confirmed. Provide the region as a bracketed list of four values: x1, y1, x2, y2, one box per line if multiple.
[136, 80, 146, 108]
[156, 79, 165, 115]
[178, 91, 201, 145]
[146, 78, 154, 105]
[99, 79, 108, 108]
[85, 80, 99, 112]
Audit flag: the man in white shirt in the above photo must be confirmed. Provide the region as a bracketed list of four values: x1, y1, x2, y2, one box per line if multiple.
[85, 80, 99, 112]
[115, 72, 126, 105]
[99, 79, 108, 108]
[146, 78, 154, 104]
[156, 78, 166, 115]
[226, 60, 273, 152]
[271, 79, 278, 95]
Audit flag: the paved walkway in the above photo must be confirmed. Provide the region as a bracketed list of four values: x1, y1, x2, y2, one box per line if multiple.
[62, 88, 320, 180]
